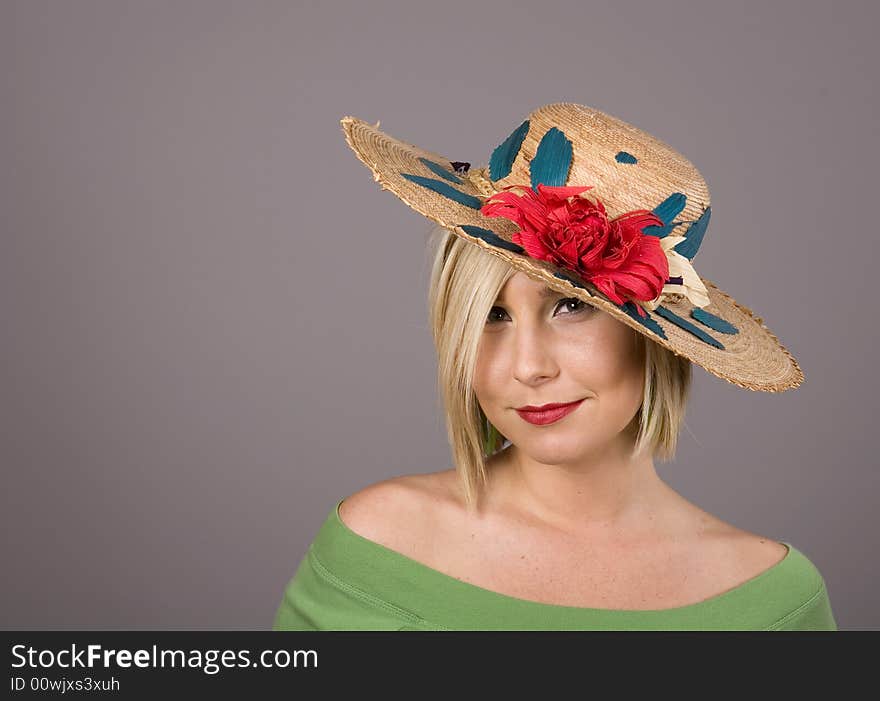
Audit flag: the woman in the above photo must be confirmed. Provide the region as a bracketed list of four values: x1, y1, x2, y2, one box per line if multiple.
[272, 103, 837, 630]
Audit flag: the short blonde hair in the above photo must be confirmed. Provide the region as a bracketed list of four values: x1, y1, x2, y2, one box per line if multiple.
[426, 224, 692, 512]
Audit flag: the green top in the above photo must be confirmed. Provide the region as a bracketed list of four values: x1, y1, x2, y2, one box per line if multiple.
[272, 498, 838, 631]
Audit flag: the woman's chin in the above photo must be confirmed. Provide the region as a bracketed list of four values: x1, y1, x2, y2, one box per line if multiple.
[509, 435, 599, 464]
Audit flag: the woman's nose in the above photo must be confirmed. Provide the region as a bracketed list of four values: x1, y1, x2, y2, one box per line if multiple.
[511, 326, 559, 385]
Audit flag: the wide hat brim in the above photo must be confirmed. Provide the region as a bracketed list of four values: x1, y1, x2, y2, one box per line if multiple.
[339, 106, 804, 392]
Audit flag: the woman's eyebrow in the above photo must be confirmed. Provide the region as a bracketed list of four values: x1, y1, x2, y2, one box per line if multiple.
[497, 288, 561, 304]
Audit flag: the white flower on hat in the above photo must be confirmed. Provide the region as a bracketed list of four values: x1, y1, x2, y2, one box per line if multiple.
[642, 234, 711, 312]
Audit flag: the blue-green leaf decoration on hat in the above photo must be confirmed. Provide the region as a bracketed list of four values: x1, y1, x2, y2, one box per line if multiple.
[673, 206, 711, 261]
[691, 307, 739, 334]
[615, 151, 638, 164]
[644, 193, 687, 238]
[530, 127, 573, 190]
[489, 120, 530, 181]
[619, 301, 668, 339]
[654, 305, 724, 349]
[458, 224, 525, 254]
[418, 157, 464, 184]
[399, 173, 483, 209]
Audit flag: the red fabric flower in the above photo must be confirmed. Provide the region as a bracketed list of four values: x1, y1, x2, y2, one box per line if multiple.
[480, 183, 669, 316]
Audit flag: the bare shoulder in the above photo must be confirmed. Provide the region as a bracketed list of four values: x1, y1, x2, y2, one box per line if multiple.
[726, 528, 792, 575]
[337, 470, 456, 553]
[651, 483, 786, 576]
[682, 501, 792, 580]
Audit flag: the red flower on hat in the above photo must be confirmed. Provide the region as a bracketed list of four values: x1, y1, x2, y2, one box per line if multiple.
[480, 184, 669, 316]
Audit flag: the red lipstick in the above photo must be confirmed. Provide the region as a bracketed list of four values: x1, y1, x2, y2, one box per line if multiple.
[515, 399, 586, 426]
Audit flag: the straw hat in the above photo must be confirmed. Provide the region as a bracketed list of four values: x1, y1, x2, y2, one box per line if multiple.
[339, 102, 803, 392]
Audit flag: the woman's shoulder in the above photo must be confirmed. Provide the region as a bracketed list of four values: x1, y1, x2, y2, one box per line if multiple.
[336, 470, 457, 557]
[686, 514, 793, 582]
[273, 472, 455, 632]
[680, 505, 832, 611]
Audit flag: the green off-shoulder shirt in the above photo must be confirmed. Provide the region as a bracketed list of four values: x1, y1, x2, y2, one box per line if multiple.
[272, 498, 838, 631]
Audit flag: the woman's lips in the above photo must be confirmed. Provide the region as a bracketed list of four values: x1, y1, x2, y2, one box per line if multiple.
[515, 399, 586, 426]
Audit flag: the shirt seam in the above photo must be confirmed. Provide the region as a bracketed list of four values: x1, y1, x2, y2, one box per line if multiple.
[761, 580, 827, 631]
[308, 547, 452, 630]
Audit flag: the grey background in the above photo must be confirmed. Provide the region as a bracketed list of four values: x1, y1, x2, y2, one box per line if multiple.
[2, 0, 876, 630]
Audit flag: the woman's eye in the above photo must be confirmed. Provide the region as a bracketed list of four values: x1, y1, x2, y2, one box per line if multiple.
[556, 297, 589, 315]
[486, 298, 590, 324]
[487, 307, 508, 324]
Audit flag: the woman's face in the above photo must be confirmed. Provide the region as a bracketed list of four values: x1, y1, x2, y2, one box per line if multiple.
[473, 271, 646, 463]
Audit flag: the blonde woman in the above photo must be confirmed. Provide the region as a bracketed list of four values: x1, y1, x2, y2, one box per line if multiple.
[272, 103, 836, 631]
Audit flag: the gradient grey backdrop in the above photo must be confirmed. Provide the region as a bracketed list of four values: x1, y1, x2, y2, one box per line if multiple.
[2, 0, 877, 630]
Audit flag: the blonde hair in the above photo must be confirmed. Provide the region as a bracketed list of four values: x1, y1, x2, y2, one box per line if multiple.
[426, 224, 692, 512]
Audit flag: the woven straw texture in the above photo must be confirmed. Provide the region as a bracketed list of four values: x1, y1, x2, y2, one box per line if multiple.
[340, 102, 804, 392]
